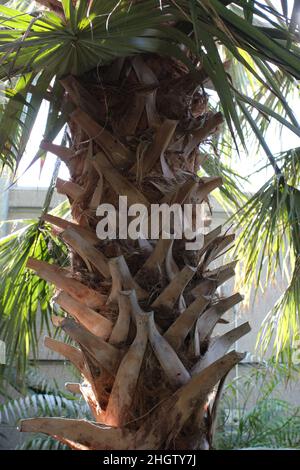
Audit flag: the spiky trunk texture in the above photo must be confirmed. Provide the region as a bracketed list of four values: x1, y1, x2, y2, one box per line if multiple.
[20, 55, 249, 450]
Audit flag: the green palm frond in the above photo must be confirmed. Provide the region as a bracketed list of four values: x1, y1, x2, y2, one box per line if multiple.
[0, 219, 68, 373]
[0, 1, 299, 172]
[0, 365, 59, 397]
[0, 2, 188, 79]
[232, 144, 300, 358]
[0, 166, 69, 378]
[0, 392, 89, 423]
[25, 366, 59, 395]
[216, 49, 299, 173]
[0, 366, 90, 450]
[0, 390, 90, 450]
[214, 360, 300, 449]
[222, 398, 300, 449]
[258, 255, 300, 359]
[234, 176, 300, 294]
[19, 436, 66, 450]
[278, 146, 300, 185]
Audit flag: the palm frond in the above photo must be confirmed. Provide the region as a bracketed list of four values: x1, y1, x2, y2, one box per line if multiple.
[25, 366, 59, 394]
[0, 392, 89, 423]
[0, 366, 90, 450]
[0, 220, 68, 373]
[233, 175, 299, 296]
[0, 390, 90, 450]
[231, 144, 300, 358]
[0, 1, 299, 173]
[258, 255, 300, 359]
[0, 170, 69, 378]
[214, 359, 300, 449]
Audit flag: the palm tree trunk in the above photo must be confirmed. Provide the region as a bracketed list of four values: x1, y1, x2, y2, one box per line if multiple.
[20, 54, 249, 450]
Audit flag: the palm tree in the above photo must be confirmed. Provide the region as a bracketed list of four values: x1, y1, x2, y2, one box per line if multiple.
[0, 0, 300, 450]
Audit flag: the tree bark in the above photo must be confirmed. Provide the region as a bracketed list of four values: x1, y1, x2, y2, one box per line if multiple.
[21, 54, 248, 450]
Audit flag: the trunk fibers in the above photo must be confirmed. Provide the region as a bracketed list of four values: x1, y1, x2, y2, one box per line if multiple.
[21, 54, 249, 450]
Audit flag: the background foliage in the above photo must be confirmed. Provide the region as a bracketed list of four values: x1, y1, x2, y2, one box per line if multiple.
[214, 360, 300, 449]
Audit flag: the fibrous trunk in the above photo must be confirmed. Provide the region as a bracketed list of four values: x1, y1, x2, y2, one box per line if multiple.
[21, 54, 249, 450]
